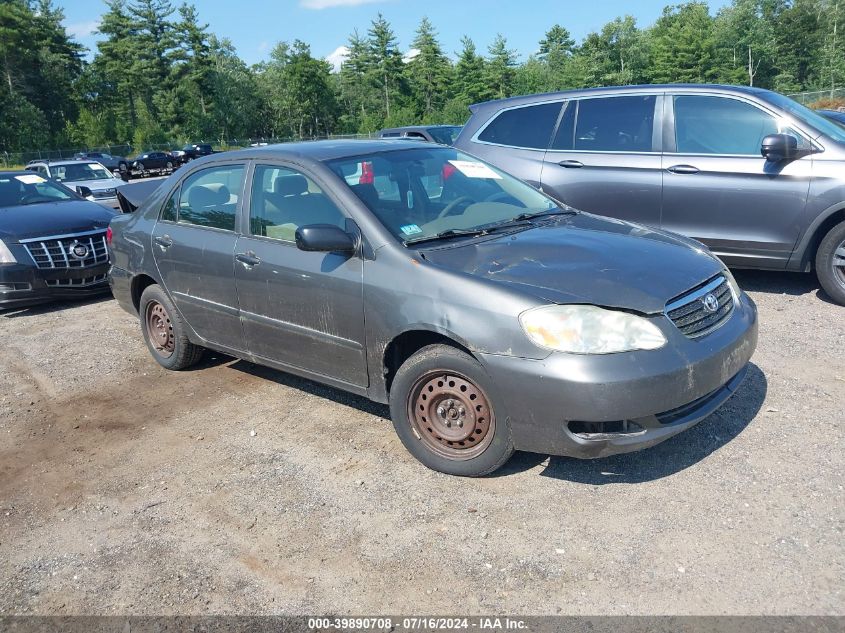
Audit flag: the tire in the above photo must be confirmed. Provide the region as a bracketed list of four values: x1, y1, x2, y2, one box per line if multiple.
[139, 284, 203, 370]
[166, 161, 173, 171]
[389, 344, 514, 476]
[815, 221, 845, 306]
[135, 162, 145, 174]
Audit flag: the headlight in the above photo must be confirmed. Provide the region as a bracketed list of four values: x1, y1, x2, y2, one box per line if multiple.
[0, 239, 17, 264]
[722, 268, 741, 299]
[519, 304, 667, 354]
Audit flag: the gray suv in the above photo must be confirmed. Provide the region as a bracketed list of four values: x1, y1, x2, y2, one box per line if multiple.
[455, 84, 845, 305]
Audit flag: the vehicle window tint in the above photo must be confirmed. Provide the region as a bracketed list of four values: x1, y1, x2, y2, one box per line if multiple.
[250, 165, 346, 242]
[477, 102, 562, 149]
[549, 101, 576, 150]
[566, 96, 656, 152]
[674, 96, 779, 155]
[160, 189, 178, 222]
[177, 165, 244, 231]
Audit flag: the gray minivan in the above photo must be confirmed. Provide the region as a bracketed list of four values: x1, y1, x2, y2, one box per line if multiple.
[454, 84, 845, 305]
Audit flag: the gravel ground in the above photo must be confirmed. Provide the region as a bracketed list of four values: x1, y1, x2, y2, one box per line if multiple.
[0, 269, 842, 615]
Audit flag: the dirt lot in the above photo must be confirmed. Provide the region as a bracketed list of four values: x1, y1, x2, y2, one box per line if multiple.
[0, 270, 843, 615]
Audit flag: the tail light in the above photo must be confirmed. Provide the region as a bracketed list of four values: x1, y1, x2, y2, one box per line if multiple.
[106, 226, 113, 246]
[359, 161, 374, 185]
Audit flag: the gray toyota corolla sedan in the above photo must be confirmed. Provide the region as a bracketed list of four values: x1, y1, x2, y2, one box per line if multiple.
[108, 140, 758, 476]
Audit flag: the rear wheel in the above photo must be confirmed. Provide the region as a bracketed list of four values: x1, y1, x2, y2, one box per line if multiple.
[815, 221, 845, 305]
[139, 284, 203, 370]
[166, 161, 173, 171]
[389, 344, 514, 476]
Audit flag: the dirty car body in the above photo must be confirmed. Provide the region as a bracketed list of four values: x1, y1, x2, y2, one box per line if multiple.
[108, 140, 757, 475]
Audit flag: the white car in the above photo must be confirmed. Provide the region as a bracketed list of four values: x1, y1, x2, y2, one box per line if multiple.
[25, 160, 126, 209]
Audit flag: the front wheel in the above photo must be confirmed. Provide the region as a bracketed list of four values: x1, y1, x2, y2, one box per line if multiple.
[815, 221, 845, 306]
[139, 284, 203, 370]
[389, 344, 514, 476]
[166, 161, 173, 171]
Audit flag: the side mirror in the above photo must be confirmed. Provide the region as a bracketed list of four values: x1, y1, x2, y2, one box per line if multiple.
[295, 224, 356, 253]
[76, 185, 93, 199]
[761, 134, 798, 162]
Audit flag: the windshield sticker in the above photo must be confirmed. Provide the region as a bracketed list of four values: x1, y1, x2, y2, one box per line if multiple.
[448, 160, 502, 180]
[400, 224, 423, 236]
[15, 174, 46, 185]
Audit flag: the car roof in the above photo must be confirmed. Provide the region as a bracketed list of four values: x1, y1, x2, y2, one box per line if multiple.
[469, 83, 778, 112]
[0, 170, 33, 178]
[380, 125, 460, 133]
[207, 138, 442, 163]
[29, 159, 100, 167]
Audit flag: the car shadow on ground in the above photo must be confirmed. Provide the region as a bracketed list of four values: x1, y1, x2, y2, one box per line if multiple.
[732, 269, 837, 304]
[0, 294, 114, 318]
[496, 362, 768, 483]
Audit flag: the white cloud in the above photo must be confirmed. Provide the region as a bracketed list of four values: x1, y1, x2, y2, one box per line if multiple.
[65, 20, 100, 39]
[325, 45, 350, 72]
[403, 48, 420, 63]
[300, 0, 384, 9]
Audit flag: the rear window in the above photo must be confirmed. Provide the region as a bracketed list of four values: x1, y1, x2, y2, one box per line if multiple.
[477, 102, 562, 149]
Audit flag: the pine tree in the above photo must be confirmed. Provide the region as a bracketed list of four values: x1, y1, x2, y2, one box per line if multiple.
[406, 17, 451, 119]
[485, 34, 517, 99]
[366, 13, 404, 122]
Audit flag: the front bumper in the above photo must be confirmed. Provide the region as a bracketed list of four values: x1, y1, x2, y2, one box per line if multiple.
[479, 293, 758, 458]
[0, 261, 111, 309]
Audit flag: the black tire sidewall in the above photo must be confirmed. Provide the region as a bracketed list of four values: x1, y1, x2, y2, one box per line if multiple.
[139, 285, 199, 370]
[815, 221, 845, 305]
[389, 344, 514, 477]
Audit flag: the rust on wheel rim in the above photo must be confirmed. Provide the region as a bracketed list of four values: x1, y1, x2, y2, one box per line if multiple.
[145, 301, 175, 358]
[407, 371, 494, 460]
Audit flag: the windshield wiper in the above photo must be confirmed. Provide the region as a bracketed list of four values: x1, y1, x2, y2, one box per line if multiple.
[509, 208, 577, 222]
[405, 228, 491, 245]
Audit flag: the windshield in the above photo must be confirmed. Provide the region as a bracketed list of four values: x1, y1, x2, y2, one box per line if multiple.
[427, 126, 462, 145]
[327, 147, 566, 245]
[0, 174, 74, 207]
[764, 92, 845, 143]
[52, 162, 113, 182]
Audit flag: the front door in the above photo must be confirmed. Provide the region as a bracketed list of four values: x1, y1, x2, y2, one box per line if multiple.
[234, 163, 367, 387]
[540, 94, 663, 227]
[661, 94, 813, 268]
[151, 163, 246, 351]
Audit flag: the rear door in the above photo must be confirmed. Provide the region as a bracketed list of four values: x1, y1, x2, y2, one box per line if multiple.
[151, 163, 247, 351]
[539, 93, 663, 227]
[661, 93, 813, 267]
[467, 100, 563, 188]
[233, 162, 367, 387]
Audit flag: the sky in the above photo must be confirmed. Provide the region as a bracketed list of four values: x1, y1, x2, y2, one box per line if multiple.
[56, 0, 731, 70]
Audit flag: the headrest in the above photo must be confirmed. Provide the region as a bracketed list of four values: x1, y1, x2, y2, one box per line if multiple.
[274, 174, 308, 196]
[189, 183, 230, 209]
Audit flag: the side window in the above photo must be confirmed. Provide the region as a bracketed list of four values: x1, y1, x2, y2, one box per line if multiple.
[477, 102, 562, 149]
[178, 165, 245, 231]
[250, 165, 346, 242]
[674, 96, 783, 155]
[567, 95, 656, 152]
[160, 188, 178, 222]
[549, 101, 576, 150]
[37, 166, 49, 178]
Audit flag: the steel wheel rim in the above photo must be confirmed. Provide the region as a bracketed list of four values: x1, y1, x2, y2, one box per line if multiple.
[145, 301, 175, 358]
[407, 370, 495, 461]
[833, 240, 845, 288]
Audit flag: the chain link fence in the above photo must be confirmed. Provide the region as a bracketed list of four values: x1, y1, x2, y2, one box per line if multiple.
[1, 133, 377, 169]
[787, 88, 845, 105]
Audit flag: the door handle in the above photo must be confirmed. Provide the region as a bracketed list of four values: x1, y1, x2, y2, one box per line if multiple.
[154, 235, 173, 250]
[558, 160, 584, 168]
[667, 164, 700, 174]
[236, 252, 261, 268]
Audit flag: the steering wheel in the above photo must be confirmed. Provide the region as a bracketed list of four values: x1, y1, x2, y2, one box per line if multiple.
[437, 196, 474, 219]
[19, 194, 53, 205]
[484, 191, 516, 204]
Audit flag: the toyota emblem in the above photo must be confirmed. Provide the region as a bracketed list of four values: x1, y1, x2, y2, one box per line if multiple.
[701, 293, 719, 313]
[69, 242, 89, 260]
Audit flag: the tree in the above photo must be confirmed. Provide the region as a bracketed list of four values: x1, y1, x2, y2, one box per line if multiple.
[366, 13, 404, 122]
[649, 2, 717, 84]
[454, 36, 487, 104]
[485, 34, 517, 99]
[405, 17, 451, 119]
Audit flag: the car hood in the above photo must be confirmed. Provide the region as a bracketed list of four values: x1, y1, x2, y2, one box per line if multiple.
[0, 200, 116, 242]
[419, 213, 724, 314]
[61, 177, 124, 192]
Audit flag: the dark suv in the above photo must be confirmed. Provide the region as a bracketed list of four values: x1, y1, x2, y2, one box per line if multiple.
[455, 84, 845, 305]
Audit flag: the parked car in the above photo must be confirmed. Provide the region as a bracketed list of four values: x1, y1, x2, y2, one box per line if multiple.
[108, 141, 757, 476]
[26, 160, 125, 208]
[131, 151, 176, 175]
[378, 125, 463, 145]
[73, 151, 130, 175]
[170, 143, 216, 164]
[818, 109, 845, 127]
[0, 171, 114, 309]
[454, 84, 845, 305]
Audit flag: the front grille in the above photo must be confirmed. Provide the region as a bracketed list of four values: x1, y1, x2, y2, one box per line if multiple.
[45, 274, 107, 288]
[21, 230, 108, 270]
[91, 188, 117, 199]
[665, 275, 734, 338]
